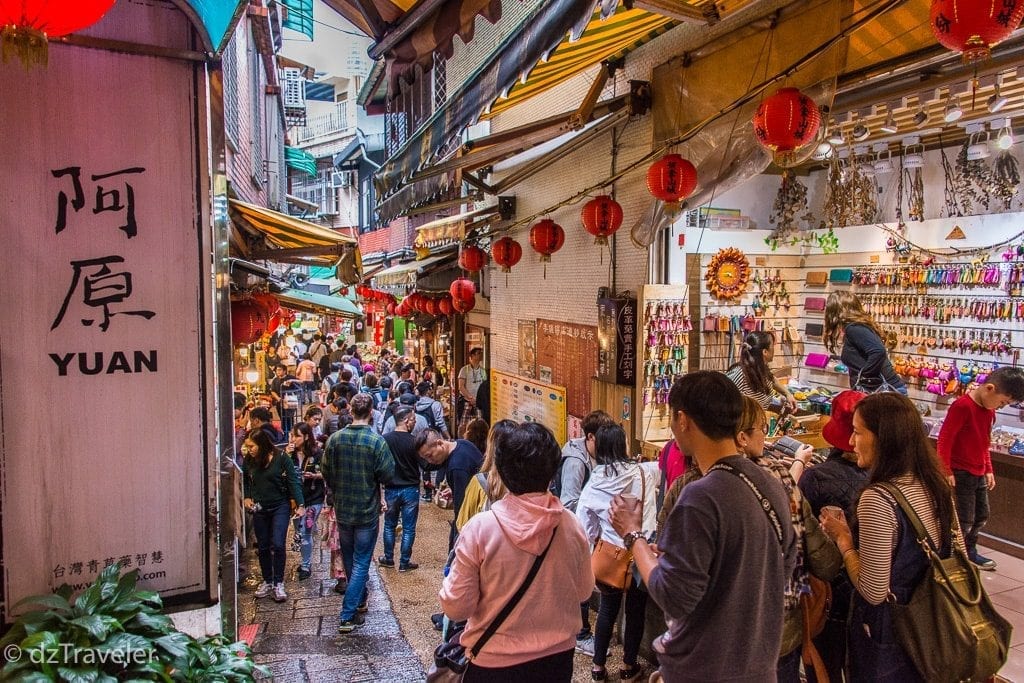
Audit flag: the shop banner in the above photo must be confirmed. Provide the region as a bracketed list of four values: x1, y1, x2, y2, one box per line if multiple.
[0, 40, 212, 617]
[490, 370, 567, 445]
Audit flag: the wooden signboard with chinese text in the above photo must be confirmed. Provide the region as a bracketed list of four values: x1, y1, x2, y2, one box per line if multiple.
[0, 11, 214, 618]
[536, 319, 598, 419]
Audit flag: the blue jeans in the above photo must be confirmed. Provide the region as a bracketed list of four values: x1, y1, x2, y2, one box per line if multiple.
[382, 486, 420, 565]
[292, 503, 323, 570]
[339, 520, 379, 621]
[253, 501, 291, 584]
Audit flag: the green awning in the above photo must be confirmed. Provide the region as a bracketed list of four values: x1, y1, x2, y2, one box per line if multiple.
[281, 0, 314, 39]
[285, 146, 317, 177]
[277, 288, 363, 318]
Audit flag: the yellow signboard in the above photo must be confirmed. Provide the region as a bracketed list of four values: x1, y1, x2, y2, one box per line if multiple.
[490, 369, 567, 444]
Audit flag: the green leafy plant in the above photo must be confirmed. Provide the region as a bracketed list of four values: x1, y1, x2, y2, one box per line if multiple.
[765, 226, 840, 254]
[0, 565, 267, 682]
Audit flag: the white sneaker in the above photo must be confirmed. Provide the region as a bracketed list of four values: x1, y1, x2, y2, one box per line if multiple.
[254, 581, 272, 598]
[273, 583, 287, 602]
[575, 635, 595, 657]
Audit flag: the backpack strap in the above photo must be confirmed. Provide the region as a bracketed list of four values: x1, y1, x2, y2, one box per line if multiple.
[707, 461, 784, 547]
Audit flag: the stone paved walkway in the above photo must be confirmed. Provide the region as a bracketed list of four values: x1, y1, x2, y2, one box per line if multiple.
[240, 541, 424, 682]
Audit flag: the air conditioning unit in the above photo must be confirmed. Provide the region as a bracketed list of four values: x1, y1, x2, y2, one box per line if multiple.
[331, 171, 352, 188]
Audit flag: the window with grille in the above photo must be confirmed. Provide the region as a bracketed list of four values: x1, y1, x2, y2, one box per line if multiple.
[250, 38, 264, 188]
[223, 35, 239, 148]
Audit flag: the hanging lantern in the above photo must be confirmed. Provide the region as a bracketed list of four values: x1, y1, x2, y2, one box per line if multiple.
[453, 296, 475, 314]
[0, 0, 116, 67]
[386, 302, 396, 316]
[459, 244, 489, 272]
[646, 154, 698, 209]
[752, 88, 821, 166]
[395, 299, 409, 317]
[230, 300, 268, 345]
[439, 297, 455, 316]
[931, 0, 1024, 62]
[424, 298, 441, 317]
[449, 277, 476, 304]
[581, 195, 623, 246]
[492, 236, 522, 273]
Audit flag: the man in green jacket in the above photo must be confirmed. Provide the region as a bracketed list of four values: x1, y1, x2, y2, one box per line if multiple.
[322, 392, 395, 634]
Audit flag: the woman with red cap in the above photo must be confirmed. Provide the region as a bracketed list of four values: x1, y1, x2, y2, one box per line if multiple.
[797, 390, 869, 683]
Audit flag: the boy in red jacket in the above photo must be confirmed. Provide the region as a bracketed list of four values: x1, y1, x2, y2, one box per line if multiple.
[937, 367, 1024, 570]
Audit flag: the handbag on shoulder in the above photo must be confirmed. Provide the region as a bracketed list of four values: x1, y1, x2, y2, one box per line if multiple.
[878, 483, 1012, 683]
[591, 467, 647, 590]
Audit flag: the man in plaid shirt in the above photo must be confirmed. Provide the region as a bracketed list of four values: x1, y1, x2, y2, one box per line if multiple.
[323, 392, 395, 633]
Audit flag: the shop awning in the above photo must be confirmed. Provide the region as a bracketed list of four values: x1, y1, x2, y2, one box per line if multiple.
[372, 251, 457, 288]
[174, 0, 246, 54]
[229, 198, 357, 267]
[322, 0, 505, 92]
[276, 288, 363, 318]
[482, 6, 673, 120]
[373, 0, 605, 204]
[413, 206, 498, 247]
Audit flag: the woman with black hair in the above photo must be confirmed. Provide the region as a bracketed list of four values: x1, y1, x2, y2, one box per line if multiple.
[725, 331, 797, 411]
[242, 428, 304, 602]
[286, 422, 325, 580]
[819, 392, 958, 681]
[576, 424, 660, 681]
[439, 422, 593, 682]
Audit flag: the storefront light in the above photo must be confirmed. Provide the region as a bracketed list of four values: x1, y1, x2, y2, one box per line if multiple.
[998, 119, 1014, 150]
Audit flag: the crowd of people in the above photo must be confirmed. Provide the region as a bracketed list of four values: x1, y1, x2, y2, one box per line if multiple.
[236, 328, 1024, 681]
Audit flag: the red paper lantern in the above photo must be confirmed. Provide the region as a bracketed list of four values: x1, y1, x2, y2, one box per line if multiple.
[454, 296, 475, 314]
[491, 236, 522, 273]
[439, 297, 455, 316]
[931, 0, 1024, 62]
[459, 244, 489, 272]
[386, 302, 396, 316]
[395, 299, 409, 316]
[647, 154, 698, 206]
[529, 219, 565, 263]
[449, 277, 476, 304]
[581, 195, 624, 246]
[752, 88, 821, 165]
[231, 300, 268, 345]
[0, 0, 116, 66]
[424, 298, 441, 316]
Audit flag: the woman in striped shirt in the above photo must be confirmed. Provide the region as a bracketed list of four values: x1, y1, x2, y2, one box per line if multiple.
[819, 392, 957, 682]
[725, 331, 797, 412]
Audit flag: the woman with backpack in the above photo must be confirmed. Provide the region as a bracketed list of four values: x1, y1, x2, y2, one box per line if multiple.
[576, 424, 660, 682]
[819, 392, 958, 681]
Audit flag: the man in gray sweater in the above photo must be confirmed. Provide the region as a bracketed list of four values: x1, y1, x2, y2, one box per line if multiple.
[611, 371, 797, 682]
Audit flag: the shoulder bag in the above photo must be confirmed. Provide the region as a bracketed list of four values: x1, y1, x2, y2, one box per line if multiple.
[591, 467, 647, 590]
[878, 483, 1012, 683]
[426, 526, 558, 682]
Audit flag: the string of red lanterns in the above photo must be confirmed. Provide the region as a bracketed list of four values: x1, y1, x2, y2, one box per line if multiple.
[458, 244, 489, 272]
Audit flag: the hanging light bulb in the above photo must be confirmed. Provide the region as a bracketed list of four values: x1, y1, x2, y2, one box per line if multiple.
[998, 118, 1014, 150]
[944, 93, 963, 123]
[988, 81, 1009, 113]
[880, 109, 899, 134]
[827, 119, 845, 145]
[244, 360, 260, 384]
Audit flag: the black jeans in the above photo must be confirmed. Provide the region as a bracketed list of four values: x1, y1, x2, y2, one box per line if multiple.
[953, 469, 990, 557]
[464, 648, 573, 682]
[594, 579, 647, 668]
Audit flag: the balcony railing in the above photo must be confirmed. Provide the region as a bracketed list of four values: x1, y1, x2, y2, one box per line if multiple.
[293, 102, 351, 144]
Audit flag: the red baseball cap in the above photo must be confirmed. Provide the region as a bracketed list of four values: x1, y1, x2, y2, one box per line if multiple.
[822, 390, 867, 451]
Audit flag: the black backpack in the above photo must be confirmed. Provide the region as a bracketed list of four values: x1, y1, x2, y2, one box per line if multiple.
[416, 401, 440, 430]
[550, 450, 590, 498]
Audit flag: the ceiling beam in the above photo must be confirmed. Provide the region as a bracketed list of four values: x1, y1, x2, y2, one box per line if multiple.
[628, 0, 711, 23]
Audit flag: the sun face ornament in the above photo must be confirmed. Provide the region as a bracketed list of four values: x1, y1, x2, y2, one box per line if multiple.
[705, 248, 751, 300]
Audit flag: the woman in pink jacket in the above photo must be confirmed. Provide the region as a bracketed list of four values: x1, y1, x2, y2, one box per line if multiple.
[439, 422, 594, 682]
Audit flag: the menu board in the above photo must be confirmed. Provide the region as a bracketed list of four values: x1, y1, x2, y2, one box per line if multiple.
[536, 318, 598, 418]
[490, 369, 567, 444]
